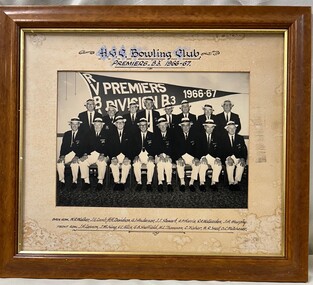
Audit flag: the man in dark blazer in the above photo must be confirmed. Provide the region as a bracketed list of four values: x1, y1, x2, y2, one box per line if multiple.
[174, 118, 200, 192]
[137, 97, 160, 133]
[197, 104, 216, 125]
[160, 103, 179, 130]
[57, 117, 87, 190]
[154, 117, 174, 192]
[220, 121, 247, 190]
[103, 103, 118, 131]
[79, 118, 109, 191]
[176, 100, 197, 126]
[124, 100, 140, 132]
[214, 100, 241, 135]
[133, 118, 156, 192]
[78, 98, 103, 134]
[198, 119, 222, 192]
[108, 116, 133, 191]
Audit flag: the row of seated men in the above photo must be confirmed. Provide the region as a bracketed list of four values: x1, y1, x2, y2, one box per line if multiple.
[57, 97, 247, 192]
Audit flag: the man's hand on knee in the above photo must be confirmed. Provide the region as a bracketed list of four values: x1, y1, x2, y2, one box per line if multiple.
[226, 156, 234, 166]
[177, 158, 185, 167]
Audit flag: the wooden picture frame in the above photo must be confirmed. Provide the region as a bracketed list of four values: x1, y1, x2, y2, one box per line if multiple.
[0, 6, 311, 282]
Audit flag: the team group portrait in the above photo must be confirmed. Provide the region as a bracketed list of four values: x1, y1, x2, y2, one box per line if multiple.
[56, 72, 249, 208]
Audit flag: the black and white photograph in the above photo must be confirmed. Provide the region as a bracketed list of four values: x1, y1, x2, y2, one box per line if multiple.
[56, 72, 249, 208]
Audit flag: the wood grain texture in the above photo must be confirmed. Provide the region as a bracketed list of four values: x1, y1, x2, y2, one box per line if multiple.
[0, 6, 310, 281]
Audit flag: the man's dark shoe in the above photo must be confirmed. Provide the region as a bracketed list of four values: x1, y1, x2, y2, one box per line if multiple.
[82, 183, 90, 191]
[71, 182, 77, 190]
[96, 183, 103, 191]
[167, 184, 173, 192]
[229, 184, 235, 191]
[113, 183, 119, 191]
[146, 184, 153, 192]
[157, 184, 163, 192]
[233, 184, 241, 191]
[210, 184, 218, 191]
[199, 184, 206, 192]
[120, 183, 125, 191]
[59, 182, 65, 190]
[179, 185, 186, 192]
[135, 184, 142, 192]
[189, 184, 196, 192]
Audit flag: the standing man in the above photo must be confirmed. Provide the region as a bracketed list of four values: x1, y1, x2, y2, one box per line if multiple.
[220, 121, 247, 190]
[57, 117, 87, 190]
[161, 103, 179, 129]
[78, 98, 102, 134]
[133, 118, 156, 192]
[103, 103, 118, 131]
[176, 100, 197, 125]
[174, 118, 200, 192]
[108, 116, 133, 191]
[124, 99, 140, 131]
[214, 100, 241, 135]
[79, 118, 109, 191]
[197, 104, 216, 125]
[137, 97, 160, 133]
[154, 117, 174, 192]
[198, 119, 222, 192]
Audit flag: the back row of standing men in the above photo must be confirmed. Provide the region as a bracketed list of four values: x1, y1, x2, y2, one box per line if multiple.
[57, 97, 247, 192]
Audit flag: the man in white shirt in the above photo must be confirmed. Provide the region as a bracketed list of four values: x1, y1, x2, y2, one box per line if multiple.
[214, 100, 242, 135]
[220, 121, 247, 191]
[79, 118, 109, 191]
[103, 103, 118, 131]
[133, 118, 156, 192]
[57, 118, 86, 190]
[137, 97, 160, 133]
[108, 116, 133, 191]
[174, 118, 200, 192]
[176, 100, 197, 125]
[161, 103, 178, 129]
[198, 119, 222, 192]
[125, 99, 140, 130]
[78, 98, 103, 134]
[154, 117, 174, 192]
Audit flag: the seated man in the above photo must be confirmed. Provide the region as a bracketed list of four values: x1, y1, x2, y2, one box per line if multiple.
[57, 117, 86, 190]
[198, 119, 222, 192]
[108, 116, 133, 191]
[154, 117, 174, 192]
[79, 118, 109, 191]
[174, 118, 200, 192]
[133, 118, 156, 192]
[220, 121, 248, 190]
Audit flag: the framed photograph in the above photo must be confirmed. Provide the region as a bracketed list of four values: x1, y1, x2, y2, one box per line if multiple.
[0, 5, 310, 282]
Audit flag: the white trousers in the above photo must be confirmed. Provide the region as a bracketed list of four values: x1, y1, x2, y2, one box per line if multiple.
[199, 154, 222, 184]
[226, 157, 245, 184]
[133, 161, 155, 184]
[110, 154, 131, 184]
[156, 161, 172, 184]
[57, 151, 79, 183]
[176, 155, 199, 181]
[79, 151, 107, 180]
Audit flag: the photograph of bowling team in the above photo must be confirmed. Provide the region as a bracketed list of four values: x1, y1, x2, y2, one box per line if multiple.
[56, 72, 249, 208]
